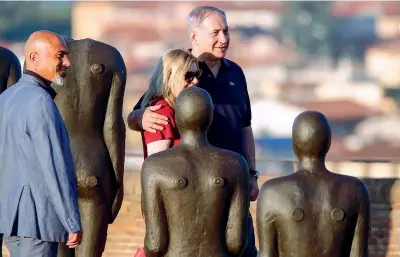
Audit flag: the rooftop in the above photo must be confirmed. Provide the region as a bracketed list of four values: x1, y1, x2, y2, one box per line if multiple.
[290, 100, 380, 121]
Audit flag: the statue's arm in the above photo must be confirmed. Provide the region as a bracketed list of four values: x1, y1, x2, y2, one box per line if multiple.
[226, 160, 250, 256]
[103, 71, 126, 223]
[350, 181, 371, 257]
[142, 161, 168, 257]
[257, 183, 279, 257]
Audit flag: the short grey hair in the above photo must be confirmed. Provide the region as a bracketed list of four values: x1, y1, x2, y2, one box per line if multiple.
[186, 6, 227, 33]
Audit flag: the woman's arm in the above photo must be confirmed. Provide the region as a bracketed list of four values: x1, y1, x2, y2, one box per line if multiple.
[147, 139, 172, 156]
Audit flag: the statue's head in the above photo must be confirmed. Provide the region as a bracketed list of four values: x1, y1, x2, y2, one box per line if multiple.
[175, 86, 213, 134]
[292, 111, 331, 159]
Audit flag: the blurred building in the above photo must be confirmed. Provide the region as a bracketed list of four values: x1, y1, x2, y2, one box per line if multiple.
[366, 41, 400, 87]
[68, 1, 400, 158]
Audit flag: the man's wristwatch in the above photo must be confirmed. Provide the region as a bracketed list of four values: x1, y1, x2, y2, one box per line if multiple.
[249, 169, 260, 179]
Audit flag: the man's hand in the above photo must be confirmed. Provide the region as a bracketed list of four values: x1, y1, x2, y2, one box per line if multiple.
[140, 105, 169, 133]
[250, 175, 259, 201]
[66, 231, 83, 248]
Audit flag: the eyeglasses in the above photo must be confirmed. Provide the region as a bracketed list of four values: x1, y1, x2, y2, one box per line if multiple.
[184, 70, 202, 83]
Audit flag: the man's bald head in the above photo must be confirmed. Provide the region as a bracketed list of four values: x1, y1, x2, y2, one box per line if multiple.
[25, 30, 70, 85]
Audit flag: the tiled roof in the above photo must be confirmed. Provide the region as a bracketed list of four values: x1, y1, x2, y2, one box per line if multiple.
[291, 100, 380, 121]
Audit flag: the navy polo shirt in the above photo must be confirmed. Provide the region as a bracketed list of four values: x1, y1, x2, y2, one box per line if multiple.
[134, 58, 251, 158]
[197, 59, 251, 157]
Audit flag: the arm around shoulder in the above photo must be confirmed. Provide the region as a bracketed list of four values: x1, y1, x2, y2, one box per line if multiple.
[128, 94, 145, 131]
[128, 108, 144, 131]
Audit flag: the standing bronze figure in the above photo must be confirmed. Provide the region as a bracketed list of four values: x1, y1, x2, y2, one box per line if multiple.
[257, 111, 371, 257]
[0, 45, 21, 257]
[55, 39, 126, 257]
[141, 87, 250, 257]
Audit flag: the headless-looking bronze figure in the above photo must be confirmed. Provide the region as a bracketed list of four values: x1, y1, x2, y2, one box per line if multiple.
[55, 39, 126, 257]
[257, 111, 371, 257]
[141, 87, 250, 257]
[0, 46, 21, 257]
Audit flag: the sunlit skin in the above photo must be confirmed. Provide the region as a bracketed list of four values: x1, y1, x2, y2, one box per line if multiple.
[24, 30, 70, 85]
[191, 12, 230, 68]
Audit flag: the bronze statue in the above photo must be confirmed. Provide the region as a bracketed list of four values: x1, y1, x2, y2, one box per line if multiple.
[0, 45, 21, 93]
[55, 39, 126, 257]
[257, 111, 371, 257]
[0, 45, 21, 257]
[141, 87, 250, 257]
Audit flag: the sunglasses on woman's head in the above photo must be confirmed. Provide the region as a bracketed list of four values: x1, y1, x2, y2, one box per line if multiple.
[184, 70, 203, 83]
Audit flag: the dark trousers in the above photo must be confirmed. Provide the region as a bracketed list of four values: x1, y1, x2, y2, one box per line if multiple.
[242, 213, 258, 257]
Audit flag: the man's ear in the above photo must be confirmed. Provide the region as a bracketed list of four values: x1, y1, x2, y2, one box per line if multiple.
[30, 52, 38, 63]
[189, 30, 197, 44]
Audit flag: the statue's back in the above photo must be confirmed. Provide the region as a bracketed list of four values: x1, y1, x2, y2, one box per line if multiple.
[143, 145, 249, 257]
[261, 171, 368, 257]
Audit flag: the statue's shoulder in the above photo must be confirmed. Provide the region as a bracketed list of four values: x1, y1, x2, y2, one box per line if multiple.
[142, 147, 188, 171]
[261, 174, 295, 193]
[208, 146, 247, 164]
[258, 175, 295, 214]
[331, 172, 368, 190]
[141, 154, 164, 173]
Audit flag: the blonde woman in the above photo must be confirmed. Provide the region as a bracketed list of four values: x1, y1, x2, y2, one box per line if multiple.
[140, 49, 202, 159]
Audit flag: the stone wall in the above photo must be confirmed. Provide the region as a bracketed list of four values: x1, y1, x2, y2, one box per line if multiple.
[2, 172, 400, 257]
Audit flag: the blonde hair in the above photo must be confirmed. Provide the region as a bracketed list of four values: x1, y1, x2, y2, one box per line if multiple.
[141, 49, 198, 108]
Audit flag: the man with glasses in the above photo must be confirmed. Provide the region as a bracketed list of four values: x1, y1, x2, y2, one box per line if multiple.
[128, 6, 259, 257]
